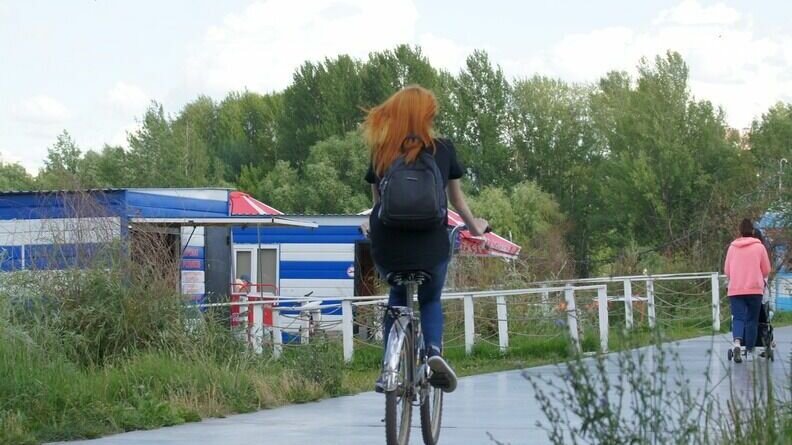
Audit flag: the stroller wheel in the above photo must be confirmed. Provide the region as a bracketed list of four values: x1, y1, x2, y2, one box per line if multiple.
[727, 348, 733, 361]
[768, 348, 774, 361]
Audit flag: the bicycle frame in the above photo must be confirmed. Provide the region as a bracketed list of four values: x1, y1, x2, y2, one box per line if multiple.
[381, 282, 421, 393]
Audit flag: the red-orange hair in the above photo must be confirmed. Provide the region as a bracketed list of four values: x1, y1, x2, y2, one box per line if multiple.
[363, 85, 437, 176]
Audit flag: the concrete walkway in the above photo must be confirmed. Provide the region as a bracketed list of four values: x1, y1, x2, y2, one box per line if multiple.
[55, 327, 791, 445]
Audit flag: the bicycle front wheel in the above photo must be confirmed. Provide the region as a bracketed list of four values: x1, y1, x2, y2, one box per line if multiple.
[385, 330, 414, 445]
[420, 383, 443, 444]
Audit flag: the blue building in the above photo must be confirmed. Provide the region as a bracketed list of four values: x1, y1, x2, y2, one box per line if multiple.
[0, 188, 322, 306]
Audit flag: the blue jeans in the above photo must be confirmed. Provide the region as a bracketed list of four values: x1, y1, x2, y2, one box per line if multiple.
[730, 295, 762, 350]
[378, 261, 449, 355]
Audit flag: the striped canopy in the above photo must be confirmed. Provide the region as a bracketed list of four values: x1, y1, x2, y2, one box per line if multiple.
[229, 191, 283, 216]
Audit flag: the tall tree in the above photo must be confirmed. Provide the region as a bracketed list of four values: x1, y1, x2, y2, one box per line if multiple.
[213, 92, 281, 180]
[360, 45, 441, 107]
[591, 52, 754, 255]
[750, 102, 792, 171]
[278, 55, 364, 165]
[443, 51, 513, 189]
[509, 76, 602, 274]
[38, 130, 83, 189]
[80, 145, 131, 187]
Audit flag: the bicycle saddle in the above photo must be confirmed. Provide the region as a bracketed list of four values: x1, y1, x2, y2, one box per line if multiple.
[386, 270, 433, 286]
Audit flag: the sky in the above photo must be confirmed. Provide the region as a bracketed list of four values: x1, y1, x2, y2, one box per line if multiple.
[2, 0, 792, 173]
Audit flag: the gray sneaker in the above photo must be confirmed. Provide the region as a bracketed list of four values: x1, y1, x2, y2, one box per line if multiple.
[427, 355, 457, 393]
[733, 345, 742, 363]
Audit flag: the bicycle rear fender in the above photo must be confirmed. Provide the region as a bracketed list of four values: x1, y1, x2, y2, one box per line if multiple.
[382, 313, 412, 392]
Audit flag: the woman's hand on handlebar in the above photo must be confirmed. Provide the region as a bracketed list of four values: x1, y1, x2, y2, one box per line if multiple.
[468, 218, 489, 236]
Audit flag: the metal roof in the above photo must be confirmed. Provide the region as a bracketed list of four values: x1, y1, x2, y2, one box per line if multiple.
[0, 188, 125, 195]
[0, 187, 233, 195]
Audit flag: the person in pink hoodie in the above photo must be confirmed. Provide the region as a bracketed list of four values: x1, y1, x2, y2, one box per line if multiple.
[723, 219, 771, 363]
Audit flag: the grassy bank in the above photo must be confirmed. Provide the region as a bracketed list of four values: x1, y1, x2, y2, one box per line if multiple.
[0, 318, 731, 444]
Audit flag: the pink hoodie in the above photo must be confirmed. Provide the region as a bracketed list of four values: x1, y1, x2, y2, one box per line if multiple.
[724, 237, 770, 297]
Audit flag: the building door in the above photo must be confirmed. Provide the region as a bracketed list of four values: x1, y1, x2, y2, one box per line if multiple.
[257, 248, 278, 295]
[233, 245, 279, 296]
[204, 227, 231, 303]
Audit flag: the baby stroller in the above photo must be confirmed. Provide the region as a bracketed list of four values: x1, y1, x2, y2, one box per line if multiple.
[755, 301, 775, 361]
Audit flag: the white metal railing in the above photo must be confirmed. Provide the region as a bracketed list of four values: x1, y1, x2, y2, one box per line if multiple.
[193, 272, 723, 362]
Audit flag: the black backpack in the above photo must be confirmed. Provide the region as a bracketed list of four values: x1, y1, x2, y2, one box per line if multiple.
[378, 151, 447, 230]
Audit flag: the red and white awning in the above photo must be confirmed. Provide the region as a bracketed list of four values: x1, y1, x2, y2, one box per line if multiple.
[358, 208, 521, 259]
[229, 191, 283, 216]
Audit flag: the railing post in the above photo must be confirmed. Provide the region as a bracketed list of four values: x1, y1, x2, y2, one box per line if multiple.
[564, 284, 581, 353]
[342, 300, 354, 363]
[496, 295, 509, 353]
[249, 297, 263, 354]
[597, 285, 609, 353]
[541, 290, 550, 315]
[711, 272, 721, 332]
[464, 294, 475, 355]
[271, 308, 282, 359]
[300, 311, 311, 345]
[646, 278, 656, 329]
[623, 279, 634, 329]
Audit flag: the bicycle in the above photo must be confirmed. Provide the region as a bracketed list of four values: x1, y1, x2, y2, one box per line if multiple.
[379, 224, 472, 445]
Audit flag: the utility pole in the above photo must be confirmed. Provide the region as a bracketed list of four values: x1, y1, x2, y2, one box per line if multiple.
[780, 158, 788, 193]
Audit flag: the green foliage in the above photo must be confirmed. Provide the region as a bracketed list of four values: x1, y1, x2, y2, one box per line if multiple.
[238, 161, 301, 212]
[750, 102, 792, 165]
[79, 145, 132, 187]
[127, 103, 224, 188]
[212, 92, 281, 180]
[443, 51, 513, 189]
[590, 52, 754, 268]
[37, 131, 83, 189]
[0, 161, 35, 191]
[469, 181, 565, 246]
[283, 342, 344, 397]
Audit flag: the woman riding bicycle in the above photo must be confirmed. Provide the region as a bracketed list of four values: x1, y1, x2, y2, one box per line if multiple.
[362, 85, 488, 393]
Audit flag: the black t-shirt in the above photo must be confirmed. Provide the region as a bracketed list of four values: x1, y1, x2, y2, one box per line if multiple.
[365, 138, 464, 272]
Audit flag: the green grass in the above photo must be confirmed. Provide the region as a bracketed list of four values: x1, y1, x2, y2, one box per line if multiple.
[2, 293, 790, 444]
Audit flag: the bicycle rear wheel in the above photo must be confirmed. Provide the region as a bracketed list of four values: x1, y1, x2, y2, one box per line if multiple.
[420, 384, 443, 444]
[385, 330, 414, 445]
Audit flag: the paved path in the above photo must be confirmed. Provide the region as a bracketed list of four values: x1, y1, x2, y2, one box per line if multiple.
[56, 327, 791, 445]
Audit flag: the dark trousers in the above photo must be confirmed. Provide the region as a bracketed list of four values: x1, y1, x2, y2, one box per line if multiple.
[378, 261, 449, 354]
[730, 295, 763, 350]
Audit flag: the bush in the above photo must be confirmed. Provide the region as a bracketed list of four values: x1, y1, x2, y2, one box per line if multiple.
[284, 341, 345, 396]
